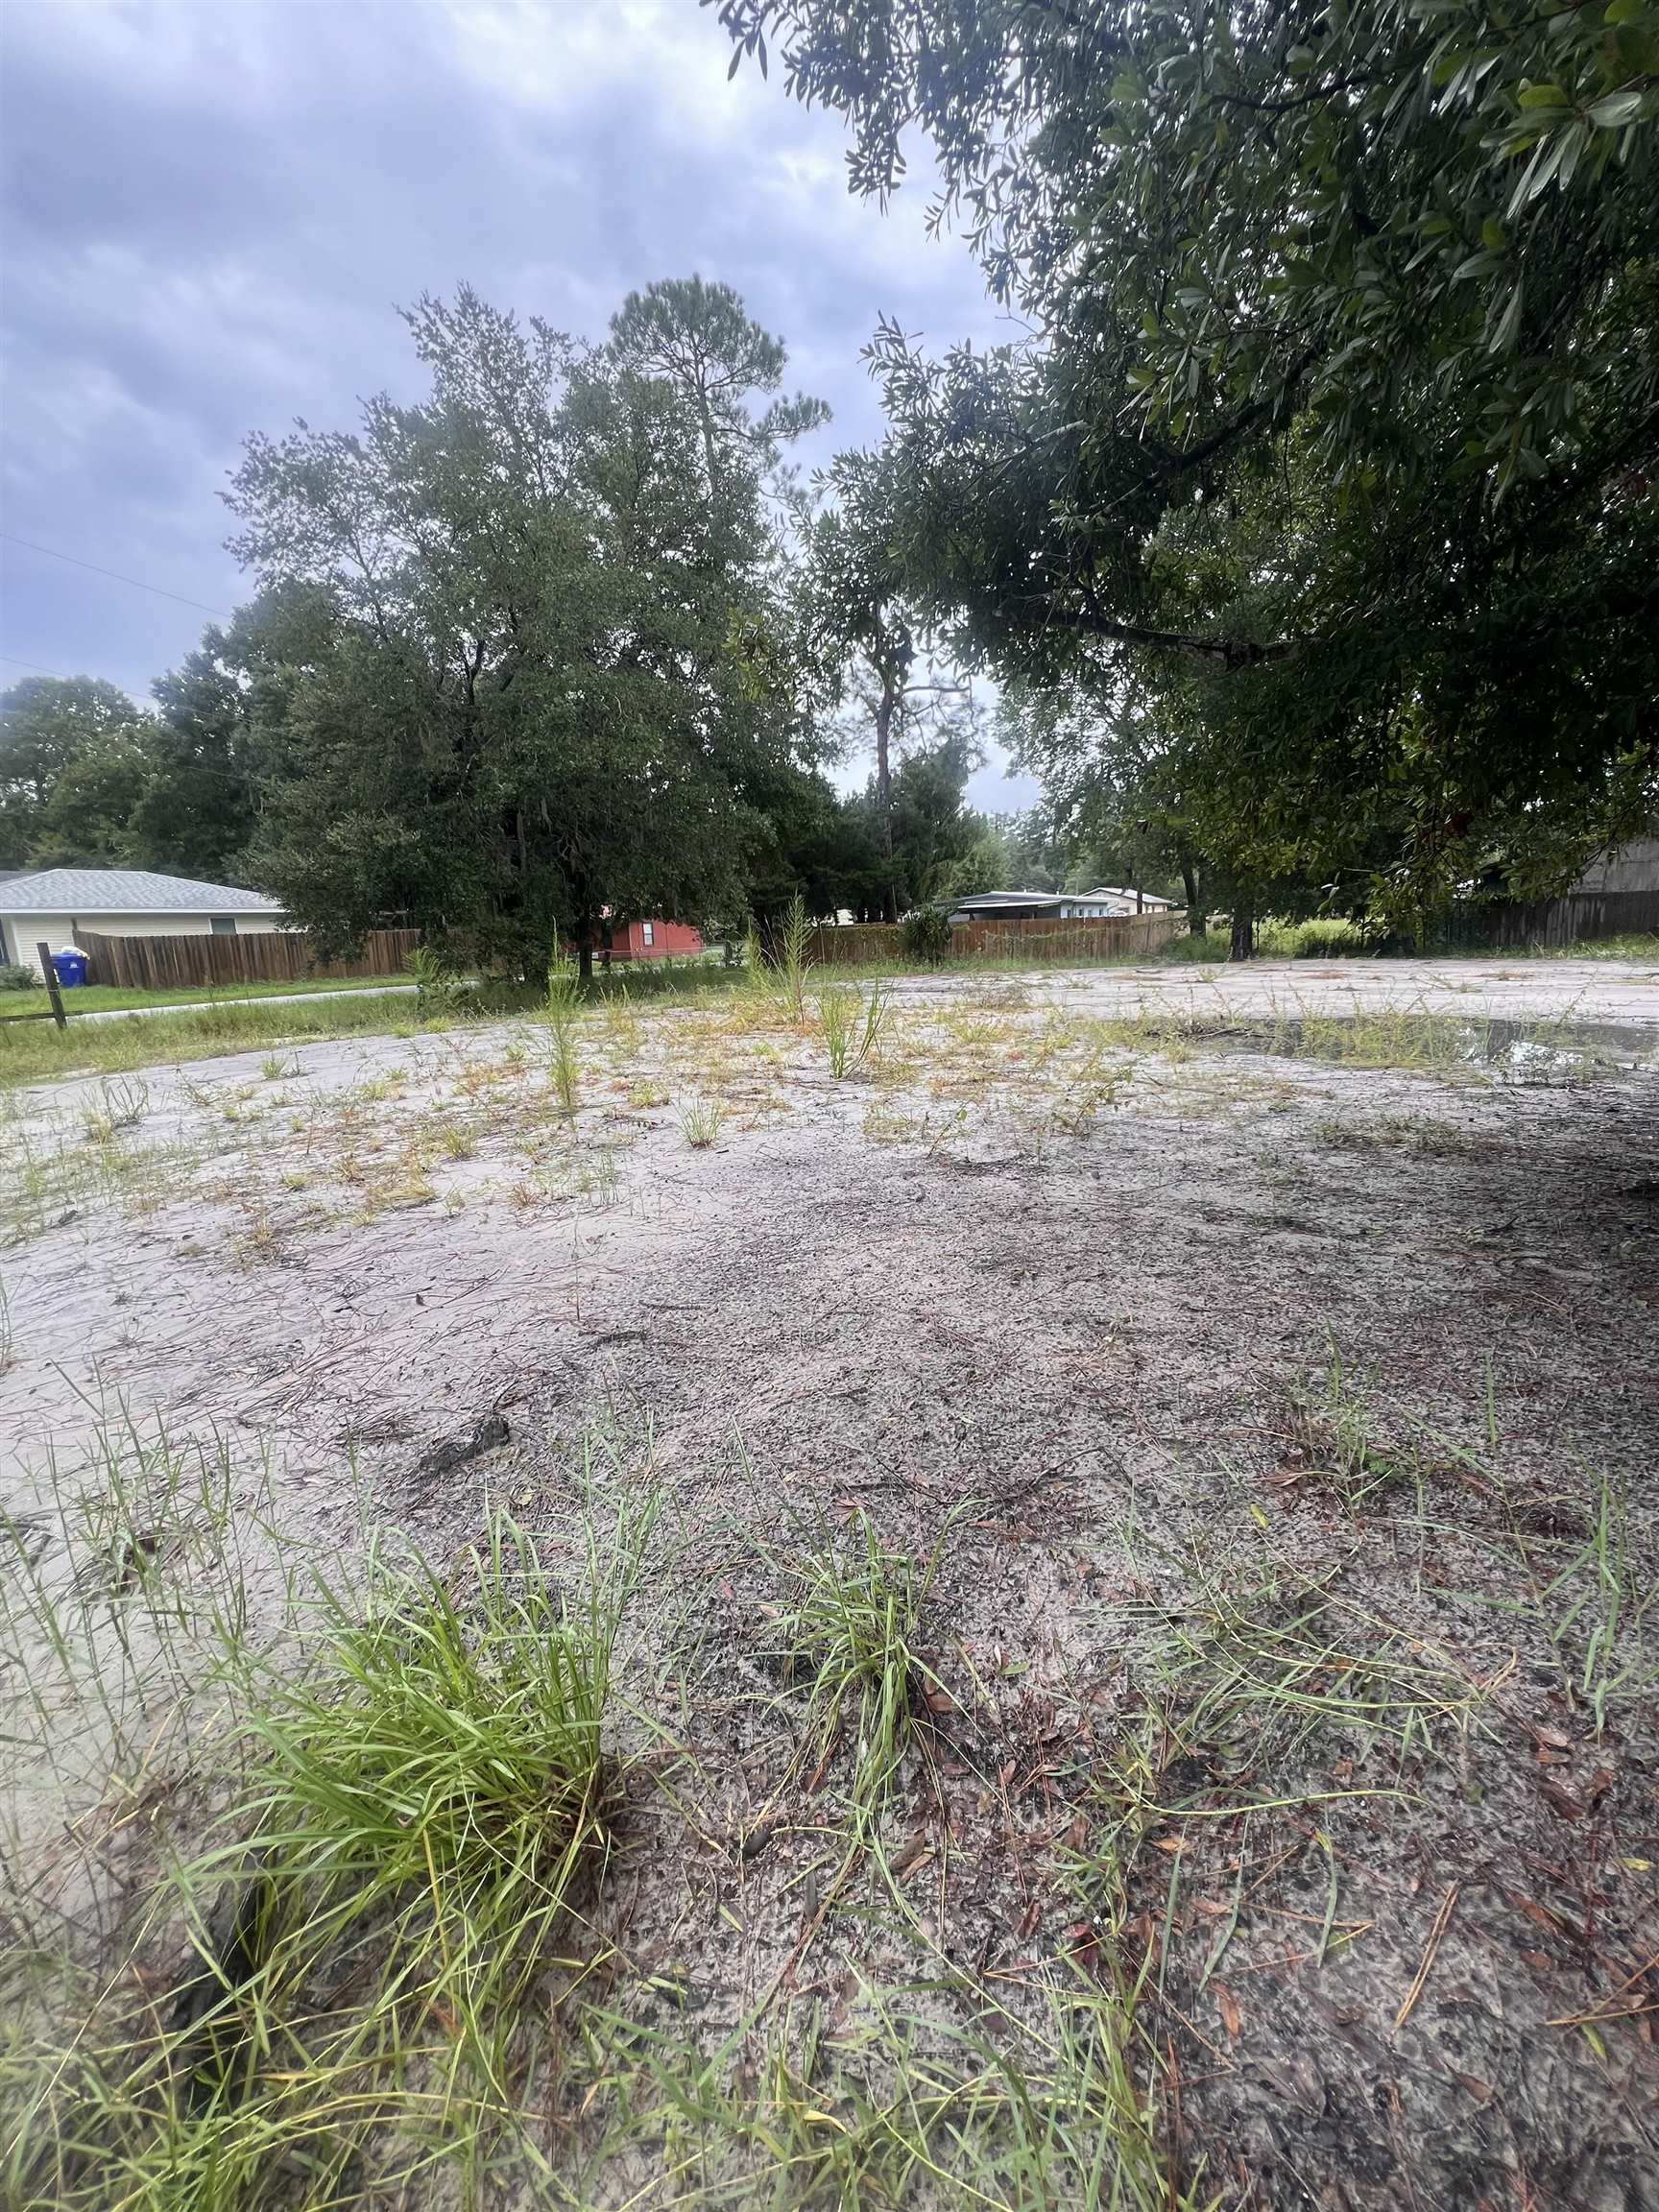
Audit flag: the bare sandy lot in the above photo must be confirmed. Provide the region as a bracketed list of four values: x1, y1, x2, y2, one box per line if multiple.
[3, 959, 1656, 2208]
[1024, 951, 1659, 1024]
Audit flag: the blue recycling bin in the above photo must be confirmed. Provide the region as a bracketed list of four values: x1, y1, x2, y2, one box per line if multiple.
[52, 950, 89, 989]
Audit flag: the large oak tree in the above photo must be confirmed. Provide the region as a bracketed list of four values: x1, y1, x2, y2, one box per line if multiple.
[714, 0, 1659, 929]
[227, 282, 827, 974]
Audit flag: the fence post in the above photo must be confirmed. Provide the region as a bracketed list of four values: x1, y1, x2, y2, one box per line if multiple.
[36, 942, 67, 1030]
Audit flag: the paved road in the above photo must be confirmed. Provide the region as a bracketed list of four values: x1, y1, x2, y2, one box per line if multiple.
[1005, 956, 1659, 1028]
[71, 982, 417, 1024]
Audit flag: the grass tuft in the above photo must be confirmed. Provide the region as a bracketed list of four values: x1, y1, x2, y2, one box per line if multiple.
[817, 980, 893, 1079]
[679, 1097, 725, 1149]
[776, 1506, 957, 1837]
[2, 1452, 659, 2212]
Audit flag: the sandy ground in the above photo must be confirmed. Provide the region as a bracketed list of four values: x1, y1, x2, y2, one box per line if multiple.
[3, 958, 1656, 2207]
[985, 953, 1659, 1024]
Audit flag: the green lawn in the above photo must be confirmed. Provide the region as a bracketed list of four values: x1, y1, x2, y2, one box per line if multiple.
[0, 972, 412, 1022]
[0, 970, 740, 1087]
[0, 988, 445, 1087]
[0, 966, 757, 1087]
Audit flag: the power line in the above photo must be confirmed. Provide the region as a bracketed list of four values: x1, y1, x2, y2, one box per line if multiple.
[0, 651, 79, 682]
[1, 533, 231, 618]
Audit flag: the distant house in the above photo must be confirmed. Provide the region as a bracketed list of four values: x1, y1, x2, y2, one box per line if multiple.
[601, 916, 704, 963]
[945, 886, 1178, 926]
[0, 868, 287, 969]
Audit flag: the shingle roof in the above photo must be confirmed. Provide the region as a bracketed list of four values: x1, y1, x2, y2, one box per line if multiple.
[0, 868, 284, 915]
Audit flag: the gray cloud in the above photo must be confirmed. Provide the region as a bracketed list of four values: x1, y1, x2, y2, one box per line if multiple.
[0, 0, 1037, 811]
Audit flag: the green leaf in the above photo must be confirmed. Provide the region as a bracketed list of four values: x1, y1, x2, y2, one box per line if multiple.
[1488, 280, 1525, 353]
[1586, 88, 1644, 128]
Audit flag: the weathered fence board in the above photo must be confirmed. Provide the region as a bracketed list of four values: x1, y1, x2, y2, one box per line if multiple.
[78, 927, 421, 992]
[950, 912, 1181, 961]
[809, 911, 1180, 966]
[1477, 890, 1659, 950]
[808, 924, 902, 966]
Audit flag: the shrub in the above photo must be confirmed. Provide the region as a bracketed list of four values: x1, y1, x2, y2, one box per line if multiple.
[901, 907, 951, 964]
[1159, 930, 1229, 965]
[0, 963, 36, 992]
[1289, 918, 1371, 958]
[406, 946, 465, 1013]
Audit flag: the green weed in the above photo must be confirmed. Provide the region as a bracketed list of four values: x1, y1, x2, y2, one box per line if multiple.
[1, 1461, 659, 2212]
[407, 946, 467, 1015]
[80, 1074, 151, 1144]
[573, 1968, 1200, 2211]
[680, 1097, 725, 1149]
[1534, 1471, 1656, 1732]
[775, 1506, 956, 1839]
[1102, 1558, 1487, 1839]
[817, 980, 893, 1079]
[772, 897, 813, 1025]
[546, 954, 583, 1118]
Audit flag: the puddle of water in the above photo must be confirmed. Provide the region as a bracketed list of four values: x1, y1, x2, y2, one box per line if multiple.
[1474, 1018, 1655, 1072]
[1221, 1016, 1655, 1074]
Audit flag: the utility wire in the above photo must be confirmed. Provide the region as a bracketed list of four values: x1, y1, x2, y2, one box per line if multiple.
[1, 533, 231, 618]
[0, 651, 79, 681]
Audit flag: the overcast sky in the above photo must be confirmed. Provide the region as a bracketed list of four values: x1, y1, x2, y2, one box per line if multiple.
[0, 0, 1038, 810]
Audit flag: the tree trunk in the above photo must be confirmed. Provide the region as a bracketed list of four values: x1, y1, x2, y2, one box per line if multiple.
[1179, 852, 1207, 936]
[696, 387, 721, 516]
[577, 931, 594, 983]
[875, 669, 899, 926]
[1229, 902, 1256, 961]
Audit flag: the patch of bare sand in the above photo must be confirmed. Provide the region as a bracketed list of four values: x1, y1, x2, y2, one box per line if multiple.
[2, 983, 1656, 2206]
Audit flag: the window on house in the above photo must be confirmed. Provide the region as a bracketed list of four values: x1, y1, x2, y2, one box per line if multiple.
[210, 917, 238, 936]
[641, 921, 655, 947]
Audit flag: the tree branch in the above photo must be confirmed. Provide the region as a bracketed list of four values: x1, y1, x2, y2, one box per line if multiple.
[1023, 598, 1300, 668]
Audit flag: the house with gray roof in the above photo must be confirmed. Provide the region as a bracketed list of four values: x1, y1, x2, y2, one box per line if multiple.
[944, 885, 1179, 925]
[0, 868, 286, 969]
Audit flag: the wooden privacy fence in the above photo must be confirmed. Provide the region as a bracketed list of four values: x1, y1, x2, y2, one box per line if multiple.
[78, 927, 421, 993]
[809, 924, 903, 966]
[809, 911, 1181, 966]
[1476, 889, 1659, 950]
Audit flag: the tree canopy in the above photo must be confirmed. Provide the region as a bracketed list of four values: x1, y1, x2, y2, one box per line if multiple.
[0, 672, 257, 879]
[224, 280, 829, 972]
[1, 678, 145, 869]
[803, 445, 976, 918]
[716, 0, 1659, 930]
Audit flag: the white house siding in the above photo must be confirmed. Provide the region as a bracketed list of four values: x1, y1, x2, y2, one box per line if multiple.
[0, 910, 287, 966]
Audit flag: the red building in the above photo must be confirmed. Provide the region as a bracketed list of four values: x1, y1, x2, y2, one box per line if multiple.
[602, 917, 704, 962]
